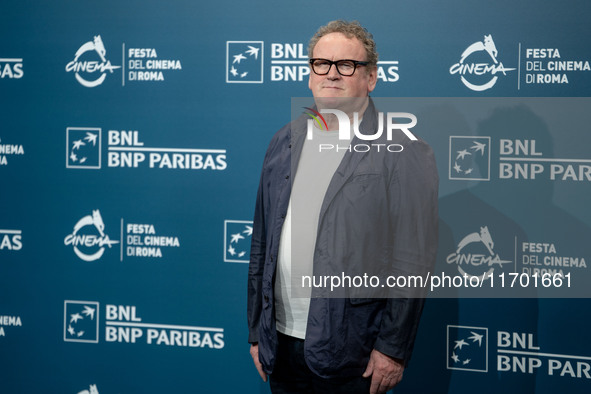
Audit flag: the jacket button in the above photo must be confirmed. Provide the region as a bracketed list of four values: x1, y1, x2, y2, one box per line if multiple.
[264, 295, 269, 303]
[285, 175, 290, 179]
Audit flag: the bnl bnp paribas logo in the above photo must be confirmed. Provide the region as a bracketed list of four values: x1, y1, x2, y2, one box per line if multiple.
[226, 41, 400, 84]
[0, 56, 23, 79]
[66, 127, 101, 169]
[447, 325, 488, 372]
[450, 34, 516, 91]
[66, 128, 227, 171]
[226, 42, 264, 83]
[64, 210, 119, 262]
[448, 325, 591, 379]
[0, 228, 22, 251]
[449, 136, 491, 181]
[224, 220, 253, 263]
[64, 301, 99, 343]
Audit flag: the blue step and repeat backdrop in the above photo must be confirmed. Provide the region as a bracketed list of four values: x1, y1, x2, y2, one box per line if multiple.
[1, 1, 590, 393]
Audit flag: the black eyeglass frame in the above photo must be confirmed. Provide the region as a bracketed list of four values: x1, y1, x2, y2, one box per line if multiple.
[308, 58, 369, 76]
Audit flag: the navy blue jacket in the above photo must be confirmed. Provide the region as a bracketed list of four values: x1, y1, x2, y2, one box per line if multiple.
[247, 100, 438, 378]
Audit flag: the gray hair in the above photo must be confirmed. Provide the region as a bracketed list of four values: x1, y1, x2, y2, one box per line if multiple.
[308, 20, 378, 70]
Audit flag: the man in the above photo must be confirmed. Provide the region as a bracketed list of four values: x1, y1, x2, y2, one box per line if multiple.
[248, 20, 438, 393]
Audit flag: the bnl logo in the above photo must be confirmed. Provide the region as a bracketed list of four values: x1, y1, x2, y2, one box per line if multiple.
[226, 41, 263, 83]
[447, 325, 488, 372]
[449, 136, 491, 181]
[64, 300, 100, 343]
[224, 220, 253, 263]
[66, 128, 101, 169]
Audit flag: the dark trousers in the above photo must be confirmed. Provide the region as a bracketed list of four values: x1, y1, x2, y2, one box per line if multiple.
[269, 332, 372, 394]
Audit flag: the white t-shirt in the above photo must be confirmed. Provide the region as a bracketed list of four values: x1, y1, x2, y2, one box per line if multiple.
[274, 125, 352, 339]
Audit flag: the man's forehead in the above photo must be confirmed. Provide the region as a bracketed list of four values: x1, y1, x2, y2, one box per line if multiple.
[313, 32, 365, 58]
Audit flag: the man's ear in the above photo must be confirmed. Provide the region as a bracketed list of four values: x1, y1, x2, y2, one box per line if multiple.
[367, 66, 378, 93]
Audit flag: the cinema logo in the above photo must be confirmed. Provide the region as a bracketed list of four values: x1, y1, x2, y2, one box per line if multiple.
[446, 226, 512, 281]
[448, 324, 591, 379]
[126, 47, 182, 83]
[64, 210, 119, 262]
[450, 34, 515, 91]
[66, 35, 121, 88]
[524, 47, 590, 85]
[304, 107, 417, 153]
[76, 384, 99, 394]
[519, 240, 587, 279]
[125, 222, 180, 259]
[66, 36, 182, 87]
[63, 210, 181, 261]
[226, 41, 399, 83]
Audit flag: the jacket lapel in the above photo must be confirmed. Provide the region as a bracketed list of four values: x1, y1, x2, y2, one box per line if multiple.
[318, 99, 378, 220]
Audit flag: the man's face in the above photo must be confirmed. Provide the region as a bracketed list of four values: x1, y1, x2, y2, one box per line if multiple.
[308, 32, 377, 100]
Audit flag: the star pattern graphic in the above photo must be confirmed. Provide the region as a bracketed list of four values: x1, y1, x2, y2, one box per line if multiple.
[225, 222, 253, 262]
[451, 138, 489, 178]
[449, 327, 487, 371]
[65, 304, 97, 340]
[227, 43, 263, 81]
[68, 131, 98, 166]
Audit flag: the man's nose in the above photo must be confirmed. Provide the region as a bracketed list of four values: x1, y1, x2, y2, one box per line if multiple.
[326, 64, 341, 79]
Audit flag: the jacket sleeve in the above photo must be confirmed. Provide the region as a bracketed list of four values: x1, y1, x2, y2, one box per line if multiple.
[247, 157, 268, 344]
[373, 138, 439, 365]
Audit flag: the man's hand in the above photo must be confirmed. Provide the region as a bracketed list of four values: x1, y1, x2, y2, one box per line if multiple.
[250, 343, 268, 382]
[362, 349, 404, 393]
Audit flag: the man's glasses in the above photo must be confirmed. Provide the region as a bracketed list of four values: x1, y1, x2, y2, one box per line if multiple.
[309, 58, 369, 76]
